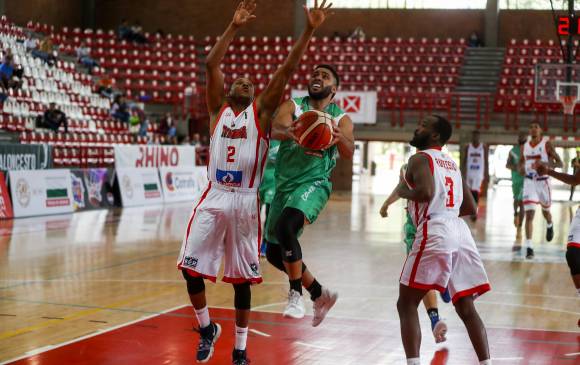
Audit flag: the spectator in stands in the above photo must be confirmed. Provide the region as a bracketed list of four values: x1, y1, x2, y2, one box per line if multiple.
[24, 34, 38, 52]
[0, 54, 20, 90]
[118, 19, 132, 41]
[180, 136, 191, 145]
[38, 102, 68, 133]
[468, 31, 483, 47]
[38, 37, 57, 66]
[349, 26, 365, 40]
[111, 95, 130, 123]
[191, 132, 201, 146]
[96, 72, 115, 98]
[158, 112, 177, 144]
[200, 135, 209, 147]
[130, 21, 148, 44]
[76, 41, 99, 74]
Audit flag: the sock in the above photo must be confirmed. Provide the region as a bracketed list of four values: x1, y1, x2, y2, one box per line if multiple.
[547, 222, 553, 229]
[234, 325, 248, 351]
[427, 308, 439, 329]
[306, 279, 322, 301]
[194, 306, 211, 329]
[479, 360, 492, 365]
[524, 239, 532, 249]
[406, 358, 421, 365]
[290, 278, 302, 295]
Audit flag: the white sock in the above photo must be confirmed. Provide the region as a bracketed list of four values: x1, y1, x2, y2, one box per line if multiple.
[480, 360, 492, 365]
[234, 325, 248, 351]
[547, 222, 553, 228]
[406, 358, 421, 365]
[194, 306, 211, 328]
[524, 239, 532, 248]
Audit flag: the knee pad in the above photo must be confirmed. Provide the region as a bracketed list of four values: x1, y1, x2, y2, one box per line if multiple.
[266, 244, 307, 273]
[275, 208, 304, 263]
[566, 246, 580, 276]
[182, 270, 205, 295]
[233, 283, 251, 310]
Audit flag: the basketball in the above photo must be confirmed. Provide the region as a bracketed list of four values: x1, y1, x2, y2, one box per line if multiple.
[294, 110, 334, 150]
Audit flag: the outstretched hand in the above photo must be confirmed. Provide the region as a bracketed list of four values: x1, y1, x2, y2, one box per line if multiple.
[233, 0, 257, 27]
[533, 161, 550, 176]
[304, 0, 333, 30]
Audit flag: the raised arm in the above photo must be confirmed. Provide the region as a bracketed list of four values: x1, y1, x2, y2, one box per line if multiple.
[271, 100, 297, 141]
[545, 141, 563, 169]
[256, 0, 332, 130]
[205, 0, 256, 116]
[396, 154, 434, 203]
[535, 162, 580, 186]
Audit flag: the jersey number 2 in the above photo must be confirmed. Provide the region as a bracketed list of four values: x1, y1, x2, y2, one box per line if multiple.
[227, 146, 236, 162]
[445, 177, 455, 208]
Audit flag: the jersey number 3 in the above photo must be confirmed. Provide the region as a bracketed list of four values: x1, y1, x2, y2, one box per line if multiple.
[445, 176, 455, 208]
[227, 146, 236, 162]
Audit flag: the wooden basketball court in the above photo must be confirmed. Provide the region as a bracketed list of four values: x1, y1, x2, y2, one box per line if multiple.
[0, 185, 578, 364]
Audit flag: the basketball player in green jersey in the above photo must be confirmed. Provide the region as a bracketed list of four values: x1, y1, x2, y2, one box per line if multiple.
[265, 64, 355, 325]
[506, 131, 527, 249]
[259, 140, 280, 256]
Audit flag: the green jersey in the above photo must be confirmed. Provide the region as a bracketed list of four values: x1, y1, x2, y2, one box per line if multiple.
[259, 140, 280, 204]
[274, 96, 346, 193]
[509, 146, 524, 184]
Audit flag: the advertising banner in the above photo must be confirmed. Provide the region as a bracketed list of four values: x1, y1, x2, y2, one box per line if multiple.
[114, 145, 196, 169]
[9, 169, 73, 217]
[159, 166, 208, 203]
[291, 90, 377, 124]
[0, 172, 13, 218]
[0, 143, 52, 172]
[116, 168, 163, 207]
[70, 169, 116, 211]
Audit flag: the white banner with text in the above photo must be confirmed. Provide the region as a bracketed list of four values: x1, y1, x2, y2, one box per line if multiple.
[291, 90, 377, 124]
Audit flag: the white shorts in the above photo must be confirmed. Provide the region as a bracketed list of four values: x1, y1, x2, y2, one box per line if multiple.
[523, 177, 551, 211]
[400, 216, 490, 303]
[466, 173, 483, 193]
[177, 182, 262, 284]
[568, 208, 580, 248]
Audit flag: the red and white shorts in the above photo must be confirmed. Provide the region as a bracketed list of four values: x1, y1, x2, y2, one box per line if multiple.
[177, 182, 263, 284]
[523, 177, 551, 211]
[466, 173, 484, 194]
[400, 215, 490, 304]
[568, 208, 580, 248]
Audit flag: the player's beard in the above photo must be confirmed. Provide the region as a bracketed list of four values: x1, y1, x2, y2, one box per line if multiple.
[308, 85, 333, 100]
[410, 132, 430, 150]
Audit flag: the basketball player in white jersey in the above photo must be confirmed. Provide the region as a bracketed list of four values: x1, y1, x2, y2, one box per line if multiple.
[517, 122, 563, 259]
[535, 161, 580, 300]
[462, 130, 488, 222]
[396, 115, 491, 365]
[176, 1, 333, 364]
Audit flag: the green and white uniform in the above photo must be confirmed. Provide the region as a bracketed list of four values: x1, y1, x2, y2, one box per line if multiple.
[259, 140, 280, 205]
[265, 96, 346, 244]
[509, 145, 524, 201]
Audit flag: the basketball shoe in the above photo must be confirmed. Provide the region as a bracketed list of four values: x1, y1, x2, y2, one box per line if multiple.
[283, 289, 305, 319]
[232, 349, 249, 365]
[197, 322, 221, 363]
[312, 287, 338, 327]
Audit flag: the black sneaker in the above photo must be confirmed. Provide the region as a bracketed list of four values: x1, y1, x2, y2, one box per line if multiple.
[232, 349, 250, 365]
[197, 322, 221, 363]
[526, 247, 535, 259]
[546, 225, 554, 242]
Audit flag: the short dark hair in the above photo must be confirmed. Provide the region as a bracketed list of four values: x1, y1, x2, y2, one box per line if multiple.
[433, 115, 452, 145]
[315, 64, 340, 87]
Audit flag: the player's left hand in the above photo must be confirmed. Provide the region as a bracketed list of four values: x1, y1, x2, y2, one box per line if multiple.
[304, 0, 333, 30]
[329, 120, 344, 147]
[533, 161, 550, 176]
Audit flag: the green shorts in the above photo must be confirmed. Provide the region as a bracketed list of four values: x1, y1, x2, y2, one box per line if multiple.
[265, 180, 331, 244]
[512, 178, 524, 201]
[403, 212, 416, 254]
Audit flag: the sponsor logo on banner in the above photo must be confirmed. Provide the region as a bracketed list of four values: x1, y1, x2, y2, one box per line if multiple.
[216, 169, 242, 187]
[0, 144, 51, 172]
[114, 145, 197, 169]
[0, 172, 13, 218]
[160, 167, 208, 203]
[15, 178, 31, 208]
[144, 182, 161, 199]
[71, 174, 85, 210]
[122, 175, 134, 199]
[117, 168, 163, 207]
[291, 90, 377, 124]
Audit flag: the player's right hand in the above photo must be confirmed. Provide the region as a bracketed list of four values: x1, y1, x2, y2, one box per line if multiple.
[533, 161, 549, 176]
[286, 124, 300, 143]
[379, 203, 389, 218]
[232, 0, 257, 27]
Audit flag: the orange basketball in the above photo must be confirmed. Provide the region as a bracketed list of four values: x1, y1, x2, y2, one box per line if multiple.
[294, 110, 334, 150]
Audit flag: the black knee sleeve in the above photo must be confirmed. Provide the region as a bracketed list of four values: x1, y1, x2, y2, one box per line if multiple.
[266, 243, 307, 273]
[566, 246, 580, 276]
[182, 270, 205, 295]
[275, 207, 305, 263]
[233, 283, 251, 310]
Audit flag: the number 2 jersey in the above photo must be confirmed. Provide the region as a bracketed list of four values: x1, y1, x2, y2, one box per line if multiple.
[406, 148, 463, 227]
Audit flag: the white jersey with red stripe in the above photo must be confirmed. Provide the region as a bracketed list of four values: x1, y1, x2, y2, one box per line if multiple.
[523, 137, 549, 178]
[466, 143, 485, 179]
[406, 148, 463, 227]
[208, 101, 269, 190]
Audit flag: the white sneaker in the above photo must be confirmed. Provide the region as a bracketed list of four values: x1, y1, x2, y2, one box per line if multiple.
[432, 319, 448, 344]
[283, 289, 305, 319]
[312, 287, 338, 327]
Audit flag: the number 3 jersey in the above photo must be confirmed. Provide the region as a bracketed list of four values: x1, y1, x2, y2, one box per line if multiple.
[208, 101, 269, 190]
[406, 148, 463, 227]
